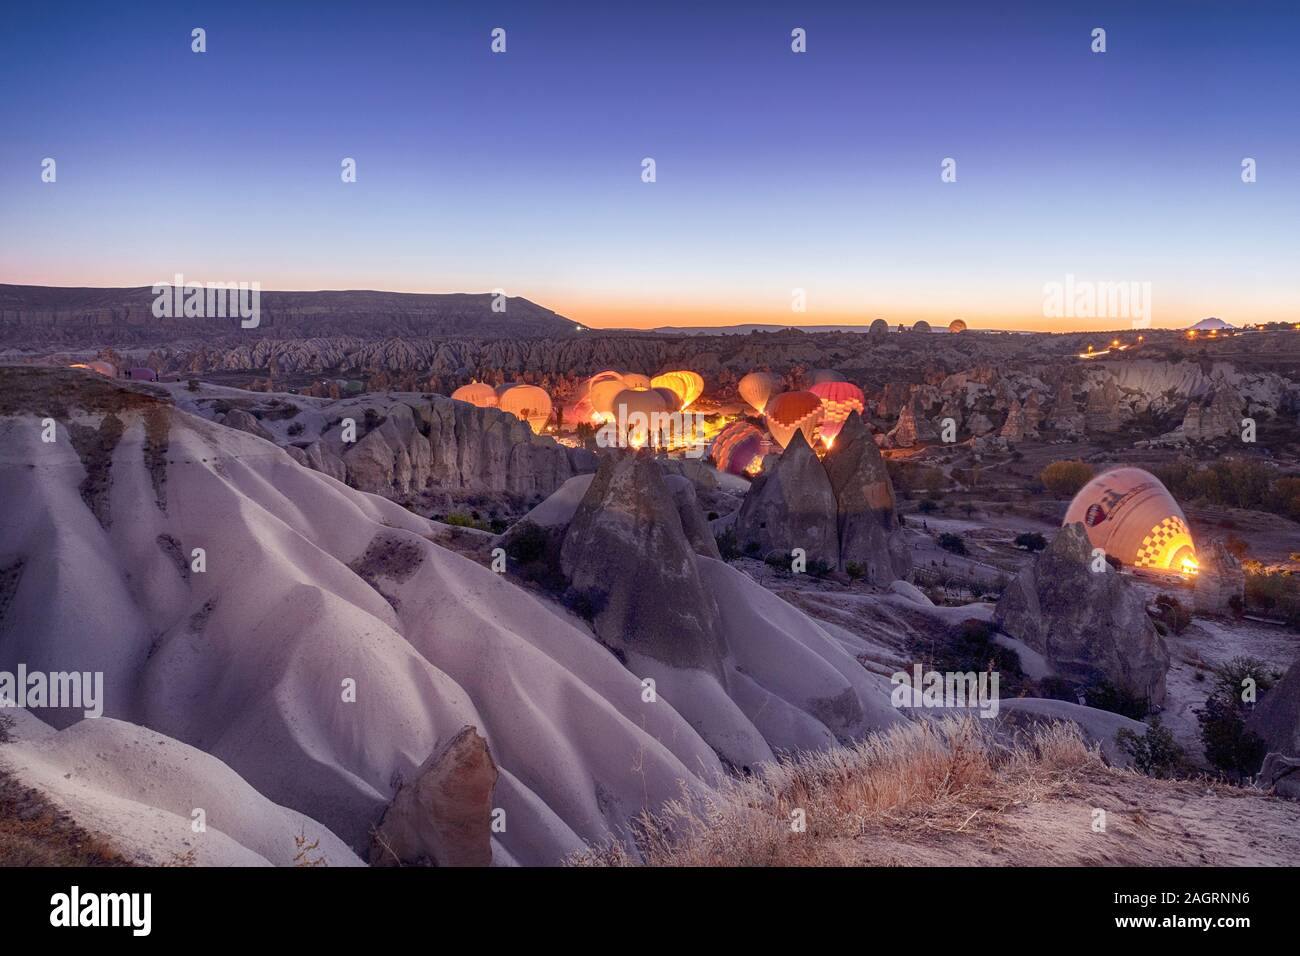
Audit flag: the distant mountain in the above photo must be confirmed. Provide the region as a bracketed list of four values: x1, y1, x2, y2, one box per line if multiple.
[0, 284, 585, 346]
[625, 322, 889, 336]
[1186, 316, 1237, 331]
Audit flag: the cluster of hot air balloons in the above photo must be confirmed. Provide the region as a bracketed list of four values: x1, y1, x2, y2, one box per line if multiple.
[451, 380, 553, 434]
[734, 369, 866, 451]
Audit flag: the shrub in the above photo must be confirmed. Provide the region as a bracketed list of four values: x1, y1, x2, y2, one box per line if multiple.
[504, 521, 548, 564]
[1153, 594, 1191, 635]
[1116, 718, 1187, 779]
[1014, 532, 1047, 552]
[1039, 459, 1094, 496]
[845, 561, 865, 581]
[715, 527, 741, 562]
[0, 713, 13, 744]
[1082, 680, 1151, 720]
[443, 511, 491, 531]
[1197, 657, 1282, 779]
[917, 499, 938, 514]
[937, 532, 967, 555]
[562, 586, 608, 621]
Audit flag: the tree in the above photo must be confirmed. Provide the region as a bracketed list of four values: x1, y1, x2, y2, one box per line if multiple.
[1040, 459, 1094, 496]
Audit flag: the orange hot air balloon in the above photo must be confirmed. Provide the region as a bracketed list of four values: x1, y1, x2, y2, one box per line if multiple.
[764, 390, 825, 449]
[653, 370, 704, 409]
[450, 382, 499, 409]
[738, 371, 783, 414]
[808, 380, 865, 445]
[948, 319, 968, 333]
[498, 384, 553, 434]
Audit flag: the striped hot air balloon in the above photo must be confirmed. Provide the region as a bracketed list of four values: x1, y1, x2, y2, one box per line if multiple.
[764, 390, 825, 450]
[709, 421, 768, 476]
[808, 380, 865, 446]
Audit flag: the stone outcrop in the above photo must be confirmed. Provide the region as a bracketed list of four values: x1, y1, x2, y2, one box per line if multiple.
[1046, 381, 1085, 437]
[1085, 377, 1123, 433]
[734, 430, 839, 568]
[1259, 753, 1300, 800]
[999, 399, 1029, 441]
[1161, 386, 1244, 444]
[221, 408, 274, 442]
[370, 725, 498, 867]
[1193, 539, 1245, 614]
[822, 412, 908, 583]
[1247, 658, 1300, 759]
[994, 523, 1169, 706]
[287, 395, 584, 499]
[561, 453, 726, 674]
[665, 474, 721, 559]
[888, 395, 937, 447]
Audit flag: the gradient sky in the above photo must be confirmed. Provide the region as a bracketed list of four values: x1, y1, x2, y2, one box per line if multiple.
[2, 1, 1297, 330]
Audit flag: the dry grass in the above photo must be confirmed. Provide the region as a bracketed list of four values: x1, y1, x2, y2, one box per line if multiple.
[570, 717, 1100, 867]
[0, 764, 131, 867]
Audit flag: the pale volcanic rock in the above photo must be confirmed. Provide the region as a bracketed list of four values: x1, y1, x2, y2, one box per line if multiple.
[998, 400, 1026, 441]
[994, 523, 1170, 707]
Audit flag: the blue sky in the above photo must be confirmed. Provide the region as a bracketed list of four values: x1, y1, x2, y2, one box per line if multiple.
[1, 0, 1297, 329]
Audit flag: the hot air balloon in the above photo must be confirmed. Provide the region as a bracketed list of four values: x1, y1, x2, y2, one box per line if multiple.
[948, 319, 968, 333]
[588, 378, 629, 420]
[912, 320, 932, 333]
[764, 390, 825, 450]
[738, 371, 783, 414]
[652, 370, 704, 409]
[611, 388, 671, 447]
[450, 382, 499, 409]
[808, 380, 865, 446]
[498, 384, 553, 434]
[710, 421, 767, 476]
[1063, 467, 1197, 573]
[808, 369, 845, 385]
[651, 386, 682, 411]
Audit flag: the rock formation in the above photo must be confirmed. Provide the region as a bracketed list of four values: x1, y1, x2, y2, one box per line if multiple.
[734, 430, 839, 568]
[1193, 539, 1245, 614]
[370, 726, 498, 867]
[284, 395, 584, 499]
[1085, 377, 1123, 433]
[1247, 658, 1300, 759]
[561, 453, 727, 674]
[822, 412, 909, 583]
[888, 395, 937, 447]
[1046, 381, 1085, 437]
[995, 523, 1170, 706]
[221, 408, 274, 442]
